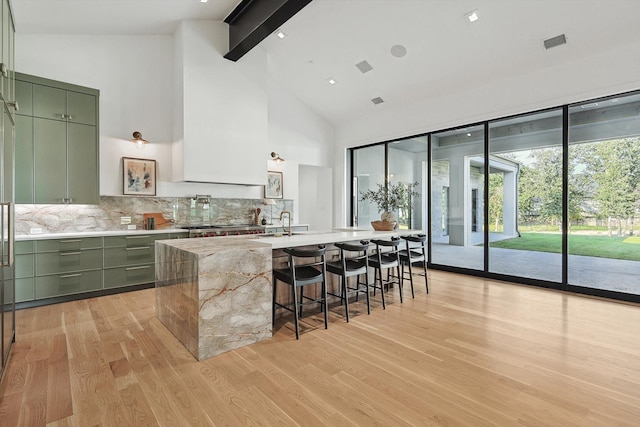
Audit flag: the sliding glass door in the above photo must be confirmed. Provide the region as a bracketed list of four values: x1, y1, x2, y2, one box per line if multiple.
[349, 89, 640, 303]
[567, 93, 640, 296]
[430, 125, 484, 270]
[488, 109, 563, 283]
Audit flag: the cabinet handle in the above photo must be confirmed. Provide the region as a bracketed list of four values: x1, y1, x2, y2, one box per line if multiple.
[126, 246, 150, 251]
[60, 239, 82, 243]
[126, 235, 150, 239]
[60, 252, 81, 256]
[60, 273, 81, 279]
[0, 63, 6, 77]
[60, 114, 67, 120]
[125, 265, 151, 271]
[67, 115, 73, 121]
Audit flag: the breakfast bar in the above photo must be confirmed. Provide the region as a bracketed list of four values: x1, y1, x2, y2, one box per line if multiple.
[155, 229, 416, 360]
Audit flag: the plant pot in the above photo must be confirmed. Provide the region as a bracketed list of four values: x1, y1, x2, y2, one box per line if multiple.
[371, 220, 396, 231]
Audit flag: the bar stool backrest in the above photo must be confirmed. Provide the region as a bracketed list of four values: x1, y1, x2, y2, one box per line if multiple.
[371, 237, 401, 265]
[334, 240, 369, 273]
[283, 245, 327, 282]
[402, 234, 427, 256]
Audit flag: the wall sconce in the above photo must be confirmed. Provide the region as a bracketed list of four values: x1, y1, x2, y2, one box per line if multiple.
[270, 151, 285, 163]
[131, 131, 149, 148]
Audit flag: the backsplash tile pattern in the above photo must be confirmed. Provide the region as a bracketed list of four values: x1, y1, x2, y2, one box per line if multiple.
[15, 196, 293, 235]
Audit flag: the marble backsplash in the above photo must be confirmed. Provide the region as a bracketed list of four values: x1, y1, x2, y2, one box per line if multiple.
[15, 196, 293, 235]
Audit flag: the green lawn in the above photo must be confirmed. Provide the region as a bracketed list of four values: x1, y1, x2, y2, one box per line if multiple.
[489, 233, 640, 261]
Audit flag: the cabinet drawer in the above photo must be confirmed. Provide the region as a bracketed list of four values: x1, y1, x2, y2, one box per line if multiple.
[104, 246, 154, 267]
[35, 248, 103, 275]
[104, 234, 155, 248]
[103, 264, 155, 289]
[15, 241, 35, 254]
[16, 277, 35, 303]
[36, 237, 102, 252]
[15, 253, 35, 278]
[35, 270, 102, 299]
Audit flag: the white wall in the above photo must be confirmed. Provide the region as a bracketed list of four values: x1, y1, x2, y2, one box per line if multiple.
[333, 40, 640, 227]
[267, 75, 334, 224]
[16, 31, 335, 204]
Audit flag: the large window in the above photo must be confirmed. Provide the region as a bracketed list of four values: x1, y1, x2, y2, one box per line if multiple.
[568, 94, 640, 296]
[349, 90, 640, 303]
[488, 109, 563, 284]
[430, 125, 484, 270]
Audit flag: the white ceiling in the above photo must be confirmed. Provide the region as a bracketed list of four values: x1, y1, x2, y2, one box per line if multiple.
[11, 0, 640, 128]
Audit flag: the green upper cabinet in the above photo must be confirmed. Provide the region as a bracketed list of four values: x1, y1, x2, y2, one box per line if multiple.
[32, 85, 96, 126]
[15, 115, 33, 203]
[14, 80, 32, 116]
[0, 0, 15, 112]
[15, 73, 99, 204]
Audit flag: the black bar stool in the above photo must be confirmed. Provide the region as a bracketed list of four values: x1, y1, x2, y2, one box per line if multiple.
[400, 234, 428, 297]
[368, 237, 402, 309]
[326, 240, 370, 322]
[272, 245, 328, 339]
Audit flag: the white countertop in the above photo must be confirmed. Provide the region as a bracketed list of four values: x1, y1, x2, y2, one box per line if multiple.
[249, 229, 421, 249]
[156, 228, 423, 253]
[15, 228, 188, 241]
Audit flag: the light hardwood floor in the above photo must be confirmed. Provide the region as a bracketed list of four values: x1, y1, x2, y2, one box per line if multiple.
[1, 271, 639, 426]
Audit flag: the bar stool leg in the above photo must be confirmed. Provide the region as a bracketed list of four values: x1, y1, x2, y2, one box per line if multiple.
[423, 261, 429, 294]
[407, 259, 415, 298]
[322, 277, 329, 329]
[342, 275, 350, 323]
[292, 285, 300, 339]
[272, 275, 277, 327]
[364, 272, 371, 315]
[397, 264, 403, 303]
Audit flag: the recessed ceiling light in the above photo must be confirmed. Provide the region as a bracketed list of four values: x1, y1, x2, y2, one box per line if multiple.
[328, 78, 336, 85]
[371, 97, 384, 105]
[465, 10, 479, 23]
[466, 133, 472, 137]
[275, 30, 287, 39]
[200, 0, 208, 3]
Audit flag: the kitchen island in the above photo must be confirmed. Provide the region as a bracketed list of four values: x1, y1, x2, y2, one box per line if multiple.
[155, 228, 420, 360]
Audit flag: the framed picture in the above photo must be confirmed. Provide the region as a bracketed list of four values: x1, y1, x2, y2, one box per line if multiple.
[265, 171, 283, 199]
[123, 157, 156, 196]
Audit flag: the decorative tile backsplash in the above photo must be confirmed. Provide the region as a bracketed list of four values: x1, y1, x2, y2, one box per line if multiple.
[15, 196, 293, 235]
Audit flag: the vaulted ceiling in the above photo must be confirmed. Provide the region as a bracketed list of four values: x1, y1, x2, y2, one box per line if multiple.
[11, 0, 640, 128]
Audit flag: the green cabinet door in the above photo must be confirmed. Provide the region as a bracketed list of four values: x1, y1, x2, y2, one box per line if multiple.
[67, 123, 98, 204]
[15, 115, 33, 203]
[15, 80, 32, 116]
[34, 118, 66, 203]
[32, 84, 66, 121]
[67, 91, 96, 126]
[3, 105, 13, 202]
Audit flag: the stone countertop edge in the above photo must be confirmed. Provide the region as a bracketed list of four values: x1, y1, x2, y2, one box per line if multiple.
[156, 229, 424, 253]
[15, 228, 188, 241]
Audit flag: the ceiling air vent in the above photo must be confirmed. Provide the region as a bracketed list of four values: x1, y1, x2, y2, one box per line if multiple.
[371, 97, 384, 105]
[356, 60, 373, 73]
[543, 34, 567, 50]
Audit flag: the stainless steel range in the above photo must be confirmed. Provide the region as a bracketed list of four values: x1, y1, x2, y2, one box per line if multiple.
[181, 225, 266, 238]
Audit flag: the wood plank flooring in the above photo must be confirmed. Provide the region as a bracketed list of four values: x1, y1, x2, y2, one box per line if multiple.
[1, 271, 639, 426]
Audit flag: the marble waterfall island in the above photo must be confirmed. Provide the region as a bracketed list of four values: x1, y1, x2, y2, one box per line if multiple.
[155, 228, 420, 360]
[155, 237, 272, 360]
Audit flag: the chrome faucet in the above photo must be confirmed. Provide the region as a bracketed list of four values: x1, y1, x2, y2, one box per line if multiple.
[280, 210, 292, 236]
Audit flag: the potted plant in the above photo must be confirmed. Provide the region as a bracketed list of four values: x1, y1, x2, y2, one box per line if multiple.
[360, 181, 420, 230]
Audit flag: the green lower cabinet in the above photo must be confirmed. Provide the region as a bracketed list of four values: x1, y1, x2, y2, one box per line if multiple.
[103, 246, 154, 267]
[35, 248, 103, 276]
[103, 265, 155, 289]
[16, 278, 35, 303]
[35, 269, 102, 299]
